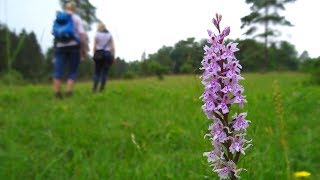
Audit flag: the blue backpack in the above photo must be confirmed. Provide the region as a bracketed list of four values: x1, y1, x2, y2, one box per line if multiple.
[53, 11, 80, 43]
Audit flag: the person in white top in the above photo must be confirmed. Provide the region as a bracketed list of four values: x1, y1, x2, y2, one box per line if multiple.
[52, 1, 87, 98]
[92, 22, 115, 92]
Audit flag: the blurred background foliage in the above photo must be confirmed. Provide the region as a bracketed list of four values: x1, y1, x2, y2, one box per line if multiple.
[1, 24, 318, 84]
[0, 0, 319, 85]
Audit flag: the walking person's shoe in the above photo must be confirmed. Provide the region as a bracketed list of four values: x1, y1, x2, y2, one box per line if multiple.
[99, 82, 105, 92]
[92, 83, 98, 93]
[99, 86, 105, 92]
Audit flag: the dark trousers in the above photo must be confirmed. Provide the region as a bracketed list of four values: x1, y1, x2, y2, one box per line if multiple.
[93, 50, 112, 91]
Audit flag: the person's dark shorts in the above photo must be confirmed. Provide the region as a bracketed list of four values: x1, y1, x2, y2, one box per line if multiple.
[53, 46, 80, 80]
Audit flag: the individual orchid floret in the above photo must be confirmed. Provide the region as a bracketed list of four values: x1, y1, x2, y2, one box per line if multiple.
[214, 161, 237, 180]
[226, 42, 239, 53]
[204, 119, 228, 143]
[232, 112, 251, 131]
[215, 94, 231, 114]
[203, 142, 224, 163]
[229, 134, 252, 155]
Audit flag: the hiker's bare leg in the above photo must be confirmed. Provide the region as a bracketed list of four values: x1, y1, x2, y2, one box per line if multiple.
[66, 79, 74, 93]
[53, 78, 62, 93]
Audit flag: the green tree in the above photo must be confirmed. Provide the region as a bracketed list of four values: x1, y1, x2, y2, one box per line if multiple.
[299, 51, 310, 62]
[270, 41, 298, 70]
[127, 60, 142, 76]
[0, 24, 27, 84]
[0, 25, 9, 73]
[109, 57, 128, 78]
[139, 60, 165, 79]
[170, 38, 199, 73]
[235, 39, 265, 71]
[0, 25, 47, 83]
[235, 38, 299, 71]
[300, 57, 320, 84]
[43, 47, 55, 81]
[13, 31, 44, 80]
[148, 46, 173, 73]
[180, 63, 193, 74]
[241, 0, 296, 69]
[191, 39, 206, 74]
[278, 41, 298, 70]
[77, 58, 93, 80]
[59, 0, 98, 27]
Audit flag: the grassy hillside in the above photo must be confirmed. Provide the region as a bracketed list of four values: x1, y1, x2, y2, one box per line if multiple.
[0, 72, 319, 179]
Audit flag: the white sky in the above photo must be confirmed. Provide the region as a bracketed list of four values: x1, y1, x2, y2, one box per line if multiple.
[0, 0, 319, 61]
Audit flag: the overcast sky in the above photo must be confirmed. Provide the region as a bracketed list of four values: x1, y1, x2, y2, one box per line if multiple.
[1, 0, 319, 61]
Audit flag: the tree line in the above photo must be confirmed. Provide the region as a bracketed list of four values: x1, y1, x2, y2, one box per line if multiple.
[4, 0, 319, 84]
[1, 22, 319, 84]
[0, 24, 45, 83]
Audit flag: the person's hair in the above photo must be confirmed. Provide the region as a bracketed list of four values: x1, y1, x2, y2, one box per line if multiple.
[65, 1, 77, 11]
[97, 22, 107, 32]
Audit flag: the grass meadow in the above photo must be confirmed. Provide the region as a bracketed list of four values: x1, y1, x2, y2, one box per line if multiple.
[0, 72, 319, 179]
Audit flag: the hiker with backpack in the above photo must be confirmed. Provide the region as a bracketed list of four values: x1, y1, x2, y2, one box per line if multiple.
[52, 1, 87, 98]
[92, 22, 115, 93]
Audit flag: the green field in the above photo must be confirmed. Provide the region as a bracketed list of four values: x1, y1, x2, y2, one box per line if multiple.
[0, 72, 319, 179]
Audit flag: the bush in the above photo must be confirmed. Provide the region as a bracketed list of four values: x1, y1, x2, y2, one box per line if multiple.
[300, 57, 320, 85]
[123, 71, 137, 79]
[141, 60, 166, 80]
[0, 70, 25, 85]
[180, 63, 194, 73]
[310, 60, 320, 85]
[151, 62, 166, 80]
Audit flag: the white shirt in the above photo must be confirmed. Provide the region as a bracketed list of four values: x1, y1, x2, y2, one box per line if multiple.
[95, 31, 112, 51]
[56, 13, 85, 47]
